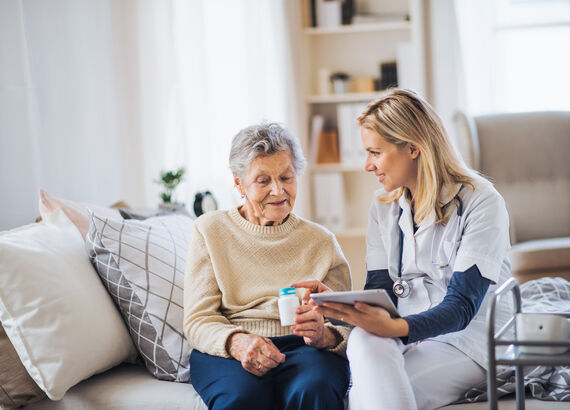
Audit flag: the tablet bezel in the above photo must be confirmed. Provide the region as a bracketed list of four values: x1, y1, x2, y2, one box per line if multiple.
[310, 289, 399, 318]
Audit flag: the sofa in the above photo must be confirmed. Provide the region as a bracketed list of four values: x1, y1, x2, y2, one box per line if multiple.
[453, 110, 570, 284]
[1, 190, 568, 410]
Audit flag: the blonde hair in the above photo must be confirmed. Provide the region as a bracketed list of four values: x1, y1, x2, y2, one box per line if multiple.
[357, 89, 474, 225]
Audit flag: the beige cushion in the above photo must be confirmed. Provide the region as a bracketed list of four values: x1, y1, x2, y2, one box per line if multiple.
[509, 237, 570, 283]
[454, 111, 570, 244]
[38, 189, 123, 239]
[0, 325, 46, 409]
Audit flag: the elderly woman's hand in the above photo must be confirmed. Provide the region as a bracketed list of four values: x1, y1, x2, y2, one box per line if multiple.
[291, 304, 339, 349]
[227, 333, 285, 376]
[290, 280, 332, 304]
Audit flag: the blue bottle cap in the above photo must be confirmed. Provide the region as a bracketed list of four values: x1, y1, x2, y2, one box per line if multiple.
[279, 287, 297, 297]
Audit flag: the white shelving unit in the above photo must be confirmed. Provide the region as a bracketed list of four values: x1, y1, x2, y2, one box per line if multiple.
[300, 0, 426, 237]
[297, 0, 427, 289]
[307, 91, 388, 104]
[303, 20, 412, 35]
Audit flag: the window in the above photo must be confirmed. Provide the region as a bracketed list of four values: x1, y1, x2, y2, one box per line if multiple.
[493, 0, 570, 112]
[455, 0, 570, 114]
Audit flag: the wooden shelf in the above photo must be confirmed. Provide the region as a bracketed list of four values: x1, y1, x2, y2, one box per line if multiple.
[307, 91, 387, 104]
[310, 163, 363, 173]
[303, 21, 411, 36]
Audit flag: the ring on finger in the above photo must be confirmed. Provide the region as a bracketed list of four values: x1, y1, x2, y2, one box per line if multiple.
[257, 363, 262, 370]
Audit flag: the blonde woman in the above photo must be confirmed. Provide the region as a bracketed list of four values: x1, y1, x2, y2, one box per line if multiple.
[295, 89, 512, 410]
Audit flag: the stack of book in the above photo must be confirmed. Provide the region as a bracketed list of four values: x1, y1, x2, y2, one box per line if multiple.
[337, 102, 367, 167]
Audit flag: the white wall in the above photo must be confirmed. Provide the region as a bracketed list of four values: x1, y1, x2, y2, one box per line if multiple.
[0, 0, 146, 230]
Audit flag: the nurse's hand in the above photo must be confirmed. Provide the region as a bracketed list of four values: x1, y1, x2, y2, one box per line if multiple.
[291, 303, 339, 349]
[227, 332, 286, 376]
[315, 301, 410, 338]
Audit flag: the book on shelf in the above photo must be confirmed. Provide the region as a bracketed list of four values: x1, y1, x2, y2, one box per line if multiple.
[311, 114, 340, 165]
[315, 130, 340, 164]
[312, 172, 346, 232]
[310, 114, 325, 164]
[337, 102, 367, 167]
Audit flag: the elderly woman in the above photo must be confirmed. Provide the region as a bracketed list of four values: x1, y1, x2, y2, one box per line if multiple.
[183, 122, 351, 410]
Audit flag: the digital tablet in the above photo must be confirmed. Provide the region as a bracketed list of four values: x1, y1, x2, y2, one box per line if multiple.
[310, 289, 399, 318]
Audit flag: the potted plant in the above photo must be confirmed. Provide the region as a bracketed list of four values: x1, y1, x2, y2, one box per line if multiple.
[155, 167, 185, 210]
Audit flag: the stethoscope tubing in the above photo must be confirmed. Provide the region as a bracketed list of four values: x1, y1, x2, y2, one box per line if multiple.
[394, 193, 464, 298]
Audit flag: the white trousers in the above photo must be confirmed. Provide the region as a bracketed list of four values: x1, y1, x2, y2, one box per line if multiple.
[347, 327, 486, 410]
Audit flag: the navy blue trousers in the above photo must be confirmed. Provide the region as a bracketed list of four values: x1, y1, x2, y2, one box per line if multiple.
[190, 335, 349, 410]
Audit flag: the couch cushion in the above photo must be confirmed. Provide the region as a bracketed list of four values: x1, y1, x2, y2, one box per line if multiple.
[0, 324, 46, 409]
[86, 213, 193, 382]
[25, 364, 206, 410]
[0, 210, 136, 400]
[22, 363, 565, 410]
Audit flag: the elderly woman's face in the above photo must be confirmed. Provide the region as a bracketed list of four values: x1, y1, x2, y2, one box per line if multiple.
[235, 150, 297, 225]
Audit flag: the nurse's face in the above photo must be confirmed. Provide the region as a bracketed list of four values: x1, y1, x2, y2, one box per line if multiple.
[361, 127, 419, 195]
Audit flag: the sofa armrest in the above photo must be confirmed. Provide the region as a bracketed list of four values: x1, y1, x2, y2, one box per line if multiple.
[508, 237, 570, 283]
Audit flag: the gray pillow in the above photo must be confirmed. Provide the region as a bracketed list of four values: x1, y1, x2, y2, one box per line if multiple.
[86, 213, 193, 382]
[119, 204, 193, 220]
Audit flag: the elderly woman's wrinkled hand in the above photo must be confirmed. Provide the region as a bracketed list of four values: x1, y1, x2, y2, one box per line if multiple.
[290, 280, 332, 305]
[227, 333, 285, 376]
[291, 304, 338, 349]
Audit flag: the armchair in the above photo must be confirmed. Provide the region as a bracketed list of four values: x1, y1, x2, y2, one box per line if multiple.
[453, 111, 570, 283]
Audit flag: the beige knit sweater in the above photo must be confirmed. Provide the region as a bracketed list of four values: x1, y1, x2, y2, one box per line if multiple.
[183, 207, 352, 359]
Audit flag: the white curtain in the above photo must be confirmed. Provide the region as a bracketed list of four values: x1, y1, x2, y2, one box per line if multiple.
[0, 0, 303, 229]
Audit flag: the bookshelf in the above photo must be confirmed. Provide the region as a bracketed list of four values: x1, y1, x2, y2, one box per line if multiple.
[297, 0, 427, 289]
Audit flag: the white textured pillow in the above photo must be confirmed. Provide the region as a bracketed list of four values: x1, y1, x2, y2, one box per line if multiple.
[86, 212, 193, 382]
[0, 210, 136, 400]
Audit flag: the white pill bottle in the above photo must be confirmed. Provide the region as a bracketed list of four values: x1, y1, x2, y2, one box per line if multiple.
[278, 287, 300, 326]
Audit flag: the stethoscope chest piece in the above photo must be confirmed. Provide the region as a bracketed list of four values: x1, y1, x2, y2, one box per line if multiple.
[393, 278, 411, 298]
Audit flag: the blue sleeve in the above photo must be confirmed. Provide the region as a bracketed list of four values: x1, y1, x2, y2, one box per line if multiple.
[364, 269, 398, 307]
[402, 264, 490, 344]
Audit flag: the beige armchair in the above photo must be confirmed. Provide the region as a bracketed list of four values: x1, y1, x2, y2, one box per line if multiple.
[453, 111, 570, 283]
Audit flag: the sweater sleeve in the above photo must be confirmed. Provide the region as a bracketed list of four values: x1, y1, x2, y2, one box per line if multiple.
[402, 264, 490, 344]
[183, 223, 245, 358]
[321, 235, 353, 357]
[364, 269, 397, 307]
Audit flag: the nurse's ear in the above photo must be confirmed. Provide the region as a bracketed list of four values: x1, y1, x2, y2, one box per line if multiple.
[408, 143, 420, 160]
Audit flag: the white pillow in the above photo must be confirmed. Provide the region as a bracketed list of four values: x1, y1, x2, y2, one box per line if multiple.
[86, 212, 193, 382]
[0, 209, 136, 400]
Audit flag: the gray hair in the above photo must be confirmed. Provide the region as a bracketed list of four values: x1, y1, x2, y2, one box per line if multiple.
[229, 122, 307, 178]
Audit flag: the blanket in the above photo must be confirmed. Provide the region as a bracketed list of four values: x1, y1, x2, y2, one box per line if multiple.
[455, 277, 570, 403]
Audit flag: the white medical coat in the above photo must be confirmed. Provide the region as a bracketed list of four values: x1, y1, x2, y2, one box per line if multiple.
[366, 175, 512, 368]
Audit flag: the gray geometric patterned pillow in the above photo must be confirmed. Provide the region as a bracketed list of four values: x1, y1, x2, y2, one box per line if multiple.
[86, 212, 192, 382]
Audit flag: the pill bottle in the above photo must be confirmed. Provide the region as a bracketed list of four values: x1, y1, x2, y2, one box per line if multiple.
[278, 287, 300, 326]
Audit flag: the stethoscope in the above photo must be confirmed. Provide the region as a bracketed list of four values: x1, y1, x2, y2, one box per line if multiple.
[393, 193, 464, 298]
